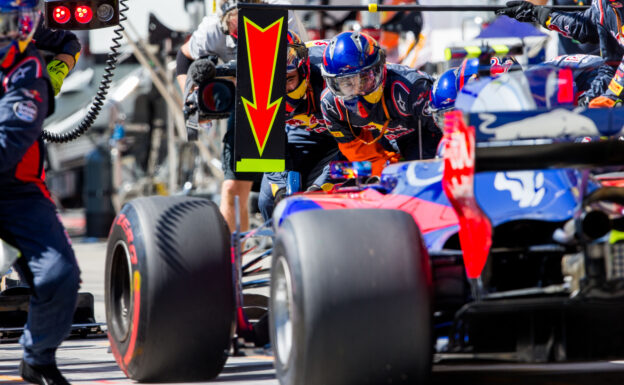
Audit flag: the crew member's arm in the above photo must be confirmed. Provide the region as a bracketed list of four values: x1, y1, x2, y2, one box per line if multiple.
[176, 15, 227, 97]
[0, 76, 49, 173]
[176, 41, 194, 94]
[497, 1, 598, 44]
[409, 77, 442, 159]
[589, 56, 624, 107]
[545, 3, 599, 44]
[33, 17, 81, 95]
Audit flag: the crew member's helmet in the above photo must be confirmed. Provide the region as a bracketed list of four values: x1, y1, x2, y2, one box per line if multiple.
[0, 0, 40, 68]
[321, 30, 386, 116]
[429, 68, 458, 130]
[428, 57, 480, 130]
[285, 30, 310, 114]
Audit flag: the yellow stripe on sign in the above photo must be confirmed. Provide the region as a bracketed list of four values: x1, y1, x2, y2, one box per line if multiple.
[237, 158, 285, 172]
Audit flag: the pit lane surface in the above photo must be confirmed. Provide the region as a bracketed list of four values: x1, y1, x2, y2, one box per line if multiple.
[1, 238, 624, 384]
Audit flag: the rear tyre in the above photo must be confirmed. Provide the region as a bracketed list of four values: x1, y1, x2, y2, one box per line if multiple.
[270, 209, 432, 385]
[105, 196, 234, 381]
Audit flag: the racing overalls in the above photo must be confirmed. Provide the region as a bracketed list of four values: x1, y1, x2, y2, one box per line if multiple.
[544, 0, 624, 106]
[0, 43, 80, 367]
[258, 42, 340, 220]
[552, 0, 599, 55]
[320, 63, 441, 176]
[541, 53, 612, 103]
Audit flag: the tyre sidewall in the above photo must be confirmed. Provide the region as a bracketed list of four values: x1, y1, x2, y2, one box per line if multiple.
[270, 221, 305, 385]
[105, 202, 150, 378]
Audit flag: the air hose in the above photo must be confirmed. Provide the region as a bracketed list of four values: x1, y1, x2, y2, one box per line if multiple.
[42, 0, 129, 143]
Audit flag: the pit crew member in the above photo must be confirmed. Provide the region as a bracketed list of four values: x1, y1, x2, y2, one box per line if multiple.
[320, 31, 441, 176]
[0, 1, 80, 384]
[496, 0, 624, 108]
[258, 31, 340, 220]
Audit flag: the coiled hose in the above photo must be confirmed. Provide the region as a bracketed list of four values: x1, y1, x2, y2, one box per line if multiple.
[42, 0, 128, 143]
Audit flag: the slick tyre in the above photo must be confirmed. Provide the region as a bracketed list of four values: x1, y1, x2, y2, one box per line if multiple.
[270, 209, 432, 385]
[105, 196, 233, 381]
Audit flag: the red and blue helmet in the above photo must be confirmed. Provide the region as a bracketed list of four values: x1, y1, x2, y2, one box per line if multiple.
[0, 0, 40, 67]
[429, 68, 458, 129]
[429, 58, 479, 129]
[285, 30, 310, 114]
[321, 31, 386, 116]
[455, 57, 479, 91]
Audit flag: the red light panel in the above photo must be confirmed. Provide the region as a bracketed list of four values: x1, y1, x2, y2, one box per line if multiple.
[75, 6, 93, 24]
[53, 6, 71, 24]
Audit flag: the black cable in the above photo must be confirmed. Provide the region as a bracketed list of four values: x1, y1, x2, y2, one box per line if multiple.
[43, 0, 128, 143]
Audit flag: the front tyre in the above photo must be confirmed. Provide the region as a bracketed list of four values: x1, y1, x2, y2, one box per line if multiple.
[105, 196, 234, 381]
[270, 209, 433, 385]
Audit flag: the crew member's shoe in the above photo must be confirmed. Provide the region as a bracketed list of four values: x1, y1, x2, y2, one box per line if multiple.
[19, 360, 71, 385]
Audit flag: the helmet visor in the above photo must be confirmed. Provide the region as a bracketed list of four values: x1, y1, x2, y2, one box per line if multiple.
[0, 9, 38, 47]
[325, 65, 383, 100]
[432, 107, 454, 130]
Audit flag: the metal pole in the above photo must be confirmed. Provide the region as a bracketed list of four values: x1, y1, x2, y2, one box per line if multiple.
[238, 3, 588, 12]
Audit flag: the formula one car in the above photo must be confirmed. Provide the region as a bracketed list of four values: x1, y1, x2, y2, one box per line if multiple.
[103, 48, 624, 385]
[264, 68, 624, 385]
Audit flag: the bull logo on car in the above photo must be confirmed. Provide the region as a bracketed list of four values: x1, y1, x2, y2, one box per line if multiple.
[494, 171, 546, 208]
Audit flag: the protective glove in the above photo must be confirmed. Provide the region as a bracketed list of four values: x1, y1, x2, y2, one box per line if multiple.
[273, 187, 288, 207]
[495, 1, 551, 26]
[384, 151, 401, 165]
[305, 184, 323, 192]
[588, 95, 622, 108]
[589, 67, 624, 108]
[46, 59, 69, 96]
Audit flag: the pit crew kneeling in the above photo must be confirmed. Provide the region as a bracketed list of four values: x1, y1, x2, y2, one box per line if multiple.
[320, 31, 441, 176]
[0, 1, 80, 384]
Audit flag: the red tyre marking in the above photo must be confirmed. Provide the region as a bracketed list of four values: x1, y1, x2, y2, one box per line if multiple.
[110, 213, 142, 371]
[108, 333, 128, 375]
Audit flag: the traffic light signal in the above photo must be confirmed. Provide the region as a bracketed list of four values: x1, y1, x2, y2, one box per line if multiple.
[44, 0, 119, 30]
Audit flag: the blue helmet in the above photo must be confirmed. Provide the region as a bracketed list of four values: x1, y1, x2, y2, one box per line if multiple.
[321, 31, 386, 116]
[429, 58, 479, 129]
[0, 0, 40, 67]
[430, 68, 457, 111]
[429, 68, 458, 130]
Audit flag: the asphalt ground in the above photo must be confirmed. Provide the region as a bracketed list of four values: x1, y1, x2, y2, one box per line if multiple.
[0, 212, 624, 384]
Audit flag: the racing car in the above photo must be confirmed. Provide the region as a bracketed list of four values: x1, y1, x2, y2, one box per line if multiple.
[103, 49, 624, 385]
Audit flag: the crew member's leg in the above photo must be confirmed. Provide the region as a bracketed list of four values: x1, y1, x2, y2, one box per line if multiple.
[1, 195, 80, 383]
[221, 115, 261, 232]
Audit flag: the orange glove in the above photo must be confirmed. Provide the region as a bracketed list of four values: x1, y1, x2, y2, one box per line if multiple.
[337, 130, 399, 176]
[589, 95, 622, 108]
